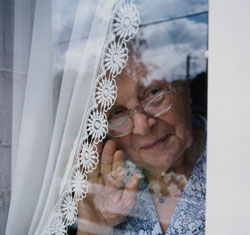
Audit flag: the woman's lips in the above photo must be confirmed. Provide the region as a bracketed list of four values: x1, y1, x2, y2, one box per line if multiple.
[141, 134, 170, 151]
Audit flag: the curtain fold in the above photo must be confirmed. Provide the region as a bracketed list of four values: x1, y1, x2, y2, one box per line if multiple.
[7, 0, 53, 233]
[7, 0, 115, 234]
[11, 0, 35, 187]
[36, 0, 115, 233]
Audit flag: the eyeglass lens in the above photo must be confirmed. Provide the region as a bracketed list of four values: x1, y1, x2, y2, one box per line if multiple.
[108, 89, 174, 137]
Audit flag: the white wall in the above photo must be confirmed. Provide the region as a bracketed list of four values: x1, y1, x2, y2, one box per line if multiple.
[207, 0, 250, 234]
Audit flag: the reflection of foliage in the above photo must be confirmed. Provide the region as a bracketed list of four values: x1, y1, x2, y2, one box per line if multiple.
[190, 72, 207, 117]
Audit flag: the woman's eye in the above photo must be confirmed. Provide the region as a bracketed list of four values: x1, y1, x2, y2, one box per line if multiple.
[145, 88, 162, 99]
[109, 109, 126, 120]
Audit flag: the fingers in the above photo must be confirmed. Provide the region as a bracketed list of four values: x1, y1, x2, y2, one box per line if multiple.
[88, 139, 126, 191]
[100, 139, 124, 188]
[100, 139, 117, 176]
[87, 139, 123, 195]
[99, 173, 141, 219]
[121, 173, 141, 214]
[111, 150, 125, 187]
[77, 139, 140, 230]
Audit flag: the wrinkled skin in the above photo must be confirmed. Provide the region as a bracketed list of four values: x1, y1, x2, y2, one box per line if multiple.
[113, 75, 193, 178]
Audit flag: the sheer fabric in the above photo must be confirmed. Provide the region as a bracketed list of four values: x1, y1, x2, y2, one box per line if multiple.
[7, 0, 116, 234]
[6, 0, 208, 234]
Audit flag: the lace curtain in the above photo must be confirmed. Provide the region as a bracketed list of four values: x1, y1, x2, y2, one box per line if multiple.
[6, 0, 117, 233]
[6, 0, 209, 234]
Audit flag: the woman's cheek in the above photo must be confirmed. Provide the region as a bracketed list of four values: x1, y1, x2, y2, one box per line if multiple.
[117, 135, 132, 152]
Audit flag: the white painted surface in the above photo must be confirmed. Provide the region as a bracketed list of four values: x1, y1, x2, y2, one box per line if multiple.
[207, 0, 250, 234]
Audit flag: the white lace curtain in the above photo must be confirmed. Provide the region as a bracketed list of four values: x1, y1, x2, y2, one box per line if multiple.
[6, 0, 115, 233]
[6, 0, 211, 233]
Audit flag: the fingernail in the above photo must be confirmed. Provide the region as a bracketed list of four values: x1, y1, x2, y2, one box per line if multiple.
[134, 173, 142, 180]
[131, 173, 141, 185]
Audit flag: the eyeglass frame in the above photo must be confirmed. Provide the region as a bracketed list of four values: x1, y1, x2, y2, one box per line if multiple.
[108, 84, 176, 138]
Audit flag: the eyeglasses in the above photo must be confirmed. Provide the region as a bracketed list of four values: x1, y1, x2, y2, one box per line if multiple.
[108, 84, 175, 137]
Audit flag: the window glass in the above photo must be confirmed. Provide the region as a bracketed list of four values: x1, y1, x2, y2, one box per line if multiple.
[4, 1, 208, 234]
[76, 1, 208, 234]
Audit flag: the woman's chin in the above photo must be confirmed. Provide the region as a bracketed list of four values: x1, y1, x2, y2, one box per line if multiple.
[138, 148, 187, 175]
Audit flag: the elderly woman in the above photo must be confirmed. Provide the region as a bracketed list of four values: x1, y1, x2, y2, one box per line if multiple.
[76, 43, 206, 234]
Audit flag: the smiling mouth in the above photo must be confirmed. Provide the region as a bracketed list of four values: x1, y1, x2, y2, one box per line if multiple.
[141, 134, 171, 151]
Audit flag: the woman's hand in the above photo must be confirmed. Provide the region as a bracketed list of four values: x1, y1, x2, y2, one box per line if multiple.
[77, 139, 141, 235]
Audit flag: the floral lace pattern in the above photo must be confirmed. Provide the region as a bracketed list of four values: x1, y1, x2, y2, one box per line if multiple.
[48, 213, 67, 235]
[44, 1, 140, 234]
[95, 73, 117, 112]
[86, 108, 108, 144]
[79, 140, 99, 173]
[70, 166, 88, 201]
[104, 40, 128, 76]
[60, 191, 78, 226]
[112, 1, 140, 41]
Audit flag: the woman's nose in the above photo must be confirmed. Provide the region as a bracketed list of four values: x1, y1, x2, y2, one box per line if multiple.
[132, 111, 156, 135]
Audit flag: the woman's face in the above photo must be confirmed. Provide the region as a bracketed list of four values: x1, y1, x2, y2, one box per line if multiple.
[108, 69, 193, 177]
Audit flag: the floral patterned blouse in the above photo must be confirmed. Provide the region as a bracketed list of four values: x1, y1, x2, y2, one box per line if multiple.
[112, 115, 206, 235]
